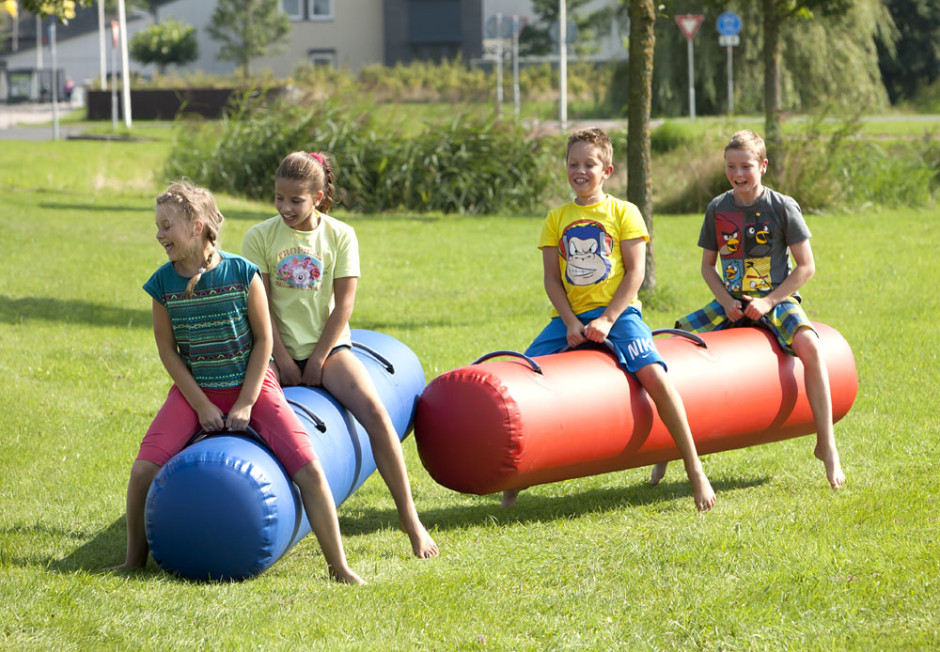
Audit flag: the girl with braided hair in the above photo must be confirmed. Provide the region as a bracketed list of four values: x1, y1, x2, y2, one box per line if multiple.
[112, 180, 364, 584]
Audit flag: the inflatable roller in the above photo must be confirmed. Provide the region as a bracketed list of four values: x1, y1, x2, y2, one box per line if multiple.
[144, 329, 425, 580]
[414, 323, 857, 495]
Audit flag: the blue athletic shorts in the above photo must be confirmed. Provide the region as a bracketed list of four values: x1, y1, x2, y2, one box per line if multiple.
[525, 306, 666, 374]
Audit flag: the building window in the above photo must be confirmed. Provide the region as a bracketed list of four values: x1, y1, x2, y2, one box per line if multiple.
[408, 0, 461, 44]
[309, 0, 332, 20]
[283, 0, 303, 21]
[308, 49, 337, 68]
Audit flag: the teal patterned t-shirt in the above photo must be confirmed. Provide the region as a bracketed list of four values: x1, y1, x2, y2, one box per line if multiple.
[143, 252, 258, 389]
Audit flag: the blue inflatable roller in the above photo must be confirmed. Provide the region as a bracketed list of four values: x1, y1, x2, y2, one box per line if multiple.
[144, 330, 425, 581]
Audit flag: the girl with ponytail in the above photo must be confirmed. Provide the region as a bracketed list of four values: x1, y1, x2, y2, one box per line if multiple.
[243, 152, 439, 560]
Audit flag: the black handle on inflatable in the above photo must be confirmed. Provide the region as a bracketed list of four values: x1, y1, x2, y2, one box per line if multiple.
[352, 340, 395, 374]
[285, 399, 328, 433]
[185, 422, 270, 450]
[651, 328, 708, 349]
[471, 350, 544, 375]
[560, 338, 620, 356]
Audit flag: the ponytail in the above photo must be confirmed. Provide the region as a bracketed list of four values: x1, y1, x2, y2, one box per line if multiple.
[276, 151, 336, 212]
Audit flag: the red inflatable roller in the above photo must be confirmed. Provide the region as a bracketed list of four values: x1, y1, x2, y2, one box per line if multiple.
[414, 323, 857, 495]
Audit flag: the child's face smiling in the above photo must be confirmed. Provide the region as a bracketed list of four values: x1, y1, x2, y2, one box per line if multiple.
[566, 141, 613, 204]
[275, 178, 322, 231]
[155, 205, 199, 264]
[725, 148, 768, 205]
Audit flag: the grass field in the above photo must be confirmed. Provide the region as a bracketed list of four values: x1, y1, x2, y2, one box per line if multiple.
[0, 135, 938, 650]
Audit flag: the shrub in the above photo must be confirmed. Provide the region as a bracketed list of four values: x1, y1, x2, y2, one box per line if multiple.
[649, 122, 697, 155]
[129, 18, 199, 75]
[655, 116, 938, 215]
[164, 97, 564, 215]
[770, 116, 937, 211]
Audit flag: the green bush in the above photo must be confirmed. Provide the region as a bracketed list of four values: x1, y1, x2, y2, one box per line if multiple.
[770, 117, 937, 211]
[650, 122, 697, 154]
[164, 98, 564, 215]
[655, 116, 938, 215]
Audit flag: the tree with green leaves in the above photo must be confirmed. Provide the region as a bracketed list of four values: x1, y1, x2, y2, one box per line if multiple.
[645, 2, 891, 152]
[19, 0, 170, 21]
[205, 0, 290, 78]
[877, 0, 940, 104]
[130, 16, 198, 74]
[755, 0, 891, 153]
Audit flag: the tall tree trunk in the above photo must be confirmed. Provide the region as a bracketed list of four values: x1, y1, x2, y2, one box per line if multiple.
[762, 0, 783, 161]
[627, 0, 656, 293]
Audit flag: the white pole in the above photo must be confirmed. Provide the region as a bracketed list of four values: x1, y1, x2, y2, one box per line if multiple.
[495, 13, 503, 118]
[559, 0, 567, 134]
[50, 22, 59, 140]
[726, 45, 734, 114]
[512, 15, 520, 119]
[98, 0, 107, 90]
[118, 0, 132, 128]
[111, 24, 118, 131]
[35, 15, 42, 68]
[686, 38, 695, 120]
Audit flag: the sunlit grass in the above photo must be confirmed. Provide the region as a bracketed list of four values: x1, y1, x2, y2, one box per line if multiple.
[0, 134, 938, 649]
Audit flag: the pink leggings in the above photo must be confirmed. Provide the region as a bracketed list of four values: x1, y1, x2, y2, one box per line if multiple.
[137, 367, 317, 477]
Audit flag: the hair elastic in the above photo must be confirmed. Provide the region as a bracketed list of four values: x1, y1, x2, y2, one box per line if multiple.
[309, 152, 325, 166]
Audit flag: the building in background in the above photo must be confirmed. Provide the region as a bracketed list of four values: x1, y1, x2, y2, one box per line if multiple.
[0, 0, 622, 97]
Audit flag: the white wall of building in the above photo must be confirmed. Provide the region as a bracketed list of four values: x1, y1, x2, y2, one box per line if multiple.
[482, 0, 626, 61]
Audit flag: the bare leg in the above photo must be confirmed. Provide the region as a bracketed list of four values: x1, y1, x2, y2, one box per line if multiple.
[649, 462, 668, 485]
[292, 461, 364, 585]
[635, 364, 716, 512]
[792, 330, 845, 489]
[110, 459, 160, 570]
[501, 488, 521, 508]
[322, 351, 439, 558]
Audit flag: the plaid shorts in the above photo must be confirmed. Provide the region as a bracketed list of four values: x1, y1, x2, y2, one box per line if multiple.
[674, 297, 815, 355]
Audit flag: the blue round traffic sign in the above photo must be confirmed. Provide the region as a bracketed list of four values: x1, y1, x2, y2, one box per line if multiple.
[717, 12, 741, 36]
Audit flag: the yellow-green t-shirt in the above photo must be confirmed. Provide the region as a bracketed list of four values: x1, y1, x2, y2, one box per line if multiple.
[537, 196, 649, 316]
[242, 213, 360, 360]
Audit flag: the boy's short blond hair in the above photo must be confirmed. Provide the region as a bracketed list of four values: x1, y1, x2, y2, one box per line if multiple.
[724, 130, 766, 162]
[567, 127, 613, 168]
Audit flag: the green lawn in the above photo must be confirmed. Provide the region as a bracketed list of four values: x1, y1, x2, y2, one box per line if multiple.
[0, 136, 937, 649]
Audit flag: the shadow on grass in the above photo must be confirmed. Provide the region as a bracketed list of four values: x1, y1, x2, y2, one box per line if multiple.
[0, 295, 151, 328]
[3, 517, 160, 579]
[219, 208, 271, 222]
[353, 317, 462, 332]
[339, 474, 770, 537]
[33, 203, 269, 224]
[37, 202, 152, 213]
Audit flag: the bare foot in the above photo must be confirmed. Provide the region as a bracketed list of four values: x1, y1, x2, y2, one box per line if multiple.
[690, 472, 716, 512]
[402, 519, 439, 559]
[104, 561, 145, 573]
[501, 488, 521, 509]
[814, 443, 845, 489]
[650, 462, 668, 486]
[329, 565, 366, 585]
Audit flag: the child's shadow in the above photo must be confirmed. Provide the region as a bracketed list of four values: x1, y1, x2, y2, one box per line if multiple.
[11, 517, 162, 578]
[342, 475, 769, 537]
[15, 477, 766, 576]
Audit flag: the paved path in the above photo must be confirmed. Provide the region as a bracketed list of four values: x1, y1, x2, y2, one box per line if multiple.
[0, 101, 83, 140]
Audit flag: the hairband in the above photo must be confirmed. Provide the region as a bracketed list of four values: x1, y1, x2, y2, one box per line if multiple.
[309, 152, 325, 167]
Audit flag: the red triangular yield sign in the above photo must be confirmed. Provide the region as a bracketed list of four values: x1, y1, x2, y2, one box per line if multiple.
[675, 14, 704, 41]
